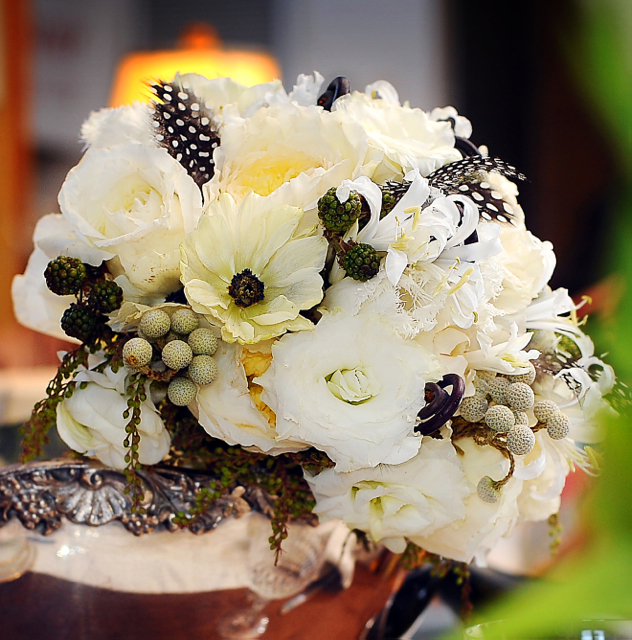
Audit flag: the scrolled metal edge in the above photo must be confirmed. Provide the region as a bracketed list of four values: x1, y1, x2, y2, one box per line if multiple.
[0, 459, 258, 537]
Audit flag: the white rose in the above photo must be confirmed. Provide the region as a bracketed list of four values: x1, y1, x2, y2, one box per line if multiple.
[410, 437, 523, 563]
[257, 312, 440, 472]
[332, 92, 461, 182]
[58, 143, 202, 304]
[81, 103, 154, 149]
[493, 226, 556, 314]
[207, 102, 368, 210]
[307, 434, 470, 553]
[514, 432, 571, 522]
[194, 340, 307, 454]
[56, 365, 170, 469]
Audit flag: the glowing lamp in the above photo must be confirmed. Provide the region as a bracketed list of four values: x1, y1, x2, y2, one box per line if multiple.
[109, 24, 281, 107]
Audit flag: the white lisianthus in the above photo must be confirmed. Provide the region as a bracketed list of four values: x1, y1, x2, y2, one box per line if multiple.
[207, 101, 368, 209]
[81, 102, 154, 149]
[493, 226, 556, 314]
[193, 341, 307, 454]
[307, 434, 470, 553]
[56, 365, 170, 469]
[180, 192, 328, 344]
[332, 92, 461, 182]
[411, 437, 523, 563]
[58, 143, 202, 304]
[256, 312, 440, 472]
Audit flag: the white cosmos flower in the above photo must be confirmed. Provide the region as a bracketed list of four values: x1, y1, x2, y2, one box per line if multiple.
[207, 101, 368, 210]
[56, 364, 170, 469]
[193, 340, 307, 454]
[332, 92, 461, 182]
[58, 143, 202, 304]
[256, 312, 440, 472]
[180, 192, 328, 344]
[306, 434, 470, 553]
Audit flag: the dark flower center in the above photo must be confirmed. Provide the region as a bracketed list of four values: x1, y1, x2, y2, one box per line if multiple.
[228, 269, 265, 308]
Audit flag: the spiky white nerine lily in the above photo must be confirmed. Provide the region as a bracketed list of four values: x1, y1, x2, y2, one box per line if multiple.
[180, 192, 328, 344]
[333, 170, 499, 287]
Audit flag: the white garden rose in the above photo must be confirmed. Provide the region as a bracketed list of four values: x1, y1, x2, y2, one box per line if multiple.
[257, 312, 440, 472]
[306, 433, 470, 553]
[56, 365, 170, 469]
[514, 432, 573, 522]
[81, 103, 154, 149]
[207, 101, 368, 210]
[492, 226, 556, 314]
[180, 191, 328, 344]
[410, 437, 523, 563]
[332, 92, 461, 182]
[193, 340, 307, 454]
[58, 143, 202, 304]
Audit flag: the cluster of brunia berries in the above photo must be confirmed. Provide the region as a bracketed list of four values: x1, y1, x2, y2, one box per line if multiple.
[121, 307, 219, 407]
[457, 362, 572, 504]
[44, 256, 123, 343]
[317, 187, 381, 282]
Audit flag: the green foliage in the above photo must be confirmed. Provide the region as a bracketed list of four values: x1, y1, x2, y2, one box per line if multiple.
[163, 407, 332, 557]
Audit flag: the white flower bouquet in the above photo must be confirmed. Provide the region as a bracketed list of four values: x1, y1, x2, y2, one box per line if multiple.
[13, 71, 617, 564]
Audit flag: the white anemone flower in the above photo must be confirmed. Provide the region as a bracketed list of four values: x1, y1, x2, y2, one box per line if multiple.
[256, 312, 440, 472]
[306, 434, 470, 553]
[180, 192, 328, 344]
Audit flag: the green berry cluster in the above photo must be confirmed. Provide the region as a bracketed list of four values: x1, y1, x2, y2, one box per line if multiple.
[44, 256, 88, 295]
[45, 256, 123, 344]
[340, 243, 381, 281]
[317, 187, 362, 234]
[123, 307, 220, 407]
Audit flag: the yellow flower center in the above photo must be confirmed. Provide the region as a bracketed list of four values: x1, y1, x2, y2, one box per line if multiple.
[236, 152, 319, 197]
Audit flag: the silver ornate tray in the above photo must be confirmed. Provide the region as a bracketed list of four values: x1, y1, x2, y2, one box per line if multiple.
[0, 459, 270, 537]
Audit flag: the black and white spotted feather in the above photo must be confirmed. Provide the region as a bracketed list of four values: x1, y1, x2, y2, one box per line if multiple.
[427, 156, 526, 224]
[151, 80, 220, 189]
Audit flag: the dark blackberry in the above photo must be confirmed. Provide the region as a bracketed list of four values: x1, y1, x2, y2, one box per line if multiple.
[341, 243, 381, 281]
[88, 280, 123, 314]
[318, 188, 362, 234]
[60, 304, 103, 343]
[44, 256, 88, 296]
